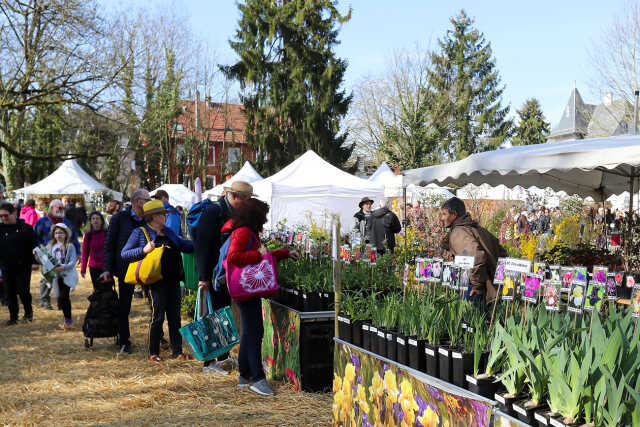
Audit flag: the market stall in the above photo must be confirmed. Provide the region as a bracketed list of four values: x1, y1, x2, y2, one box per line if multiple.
[150, 184, 196, 210]
[205, 161, 263, 198]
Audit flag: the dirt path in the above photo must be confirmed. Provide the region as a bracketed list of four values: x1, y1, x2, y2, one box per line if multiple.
[0, 271, 331, 426]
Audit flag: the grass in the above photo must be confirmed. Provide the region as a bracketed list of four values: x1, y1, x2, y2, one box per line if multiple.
[0, 270, 331, 426]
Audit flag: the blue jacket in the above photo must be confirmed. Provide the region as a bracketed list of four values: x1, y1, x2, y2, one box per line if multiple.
[163, 201, 183, 237]
[34, 215, 80, 253]
[104, 209, 144, 280]
[121, 224, 194, 262]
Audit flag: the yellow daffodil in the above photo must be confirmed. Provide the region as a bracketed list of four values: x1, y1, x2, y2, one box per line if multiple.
[344, 363, 356, 385]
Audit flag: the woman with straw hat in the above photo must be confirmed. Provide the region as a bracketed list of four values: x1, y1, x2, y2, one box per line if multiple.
[121, 200, 194, 362]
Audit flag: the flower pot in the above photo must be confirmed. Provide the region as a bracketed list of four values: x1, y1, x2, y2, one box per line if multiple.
[376, 327, 387, 358]
[369, 325, 378, 354]
[291, 289, 301, 310]
[385, 329, 397, 362]
[466, 374, 499, 400]
[302, 291, 323, 312]
[451, 350, 473, 389]
[351, 319, 363, 348]
[534, 410, 556, 427]
[362, 321, 371, 351]
[513, 399, 547, 426]
[437, 346, 453, 383]
[494, 391, 523, 417]
[407, 337, 426, 372]
[337, 313, 352, 343]
[396, 333, 408, 366]
[324, 292, 335, 310]
[424, 343, 439, 377]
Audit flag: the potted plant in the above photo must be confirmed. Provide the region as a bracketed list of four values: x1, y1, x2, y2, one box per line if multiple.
[467, 326, 503, 399]
[438, 299, 462, 384]
[452, 303, 484, 389]
[495, 319, 527, 416]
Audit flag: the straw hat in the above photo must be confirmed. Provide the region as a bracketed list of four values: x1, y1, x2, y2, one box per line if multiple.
[223, 181, 257, 197]
[142, 200, 170, 218]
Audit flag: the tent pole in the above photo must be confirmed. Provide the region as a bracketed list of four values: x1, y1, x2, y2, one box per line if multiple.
[403, 186, 407, 268]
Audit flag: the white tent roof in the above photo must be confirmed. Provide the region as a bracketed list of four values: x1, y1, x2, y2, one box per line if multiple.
[18, 159, 122, 200]
[150, 184, 196, 210]
[205, 161, 263, 198]
[403, 135, 640, 201]
[252, 151, 385, 228]
[369, 162, 404, 197]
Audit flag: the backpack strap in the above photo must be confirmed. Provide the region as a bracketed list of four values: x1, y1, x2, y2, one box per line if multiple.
[140, 226, 151, 243]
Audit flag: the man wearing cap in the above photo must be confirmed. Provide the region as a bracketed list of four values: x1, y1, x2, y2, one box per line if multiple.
[353, 197, 375, 244]
[194, 180, 254, 374]
[102, 188, 150, 354]
[153, 189, 182, 237]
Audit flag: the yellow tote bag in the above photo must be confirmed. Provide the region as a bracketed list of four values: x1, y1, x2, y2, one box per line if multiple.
[125, 227, 165, 286]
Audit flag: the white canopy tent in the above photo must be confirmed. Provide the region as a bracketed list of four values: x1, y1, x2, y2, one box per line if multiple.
[370, 162, 455, 201]
[18, 159, 122, 201]
[252, 151, 385, 229]
[150, 184, 196, 210]
[205, 161, 263, 198]
[403, 135, 640, 209]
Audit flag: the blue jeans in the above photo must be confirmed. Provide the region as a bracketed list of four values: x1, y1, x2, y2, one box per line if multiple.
[237, 298, 265, 381]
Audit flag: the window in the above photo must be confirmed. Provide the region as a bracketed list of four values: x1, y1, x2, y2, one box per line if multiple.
[209, 146, 216, 166]
[205, 175, 216, 189]
[228, 147, 241, 164]
[173, 123, 184, 133]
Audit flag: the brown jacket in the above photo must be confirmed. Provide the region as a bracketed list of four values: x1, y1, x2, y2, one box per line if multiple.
[441, 213, 507, 305]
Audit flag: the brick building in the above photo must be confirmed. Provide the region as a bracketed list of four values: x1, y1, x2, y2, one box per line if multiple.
[169, 96, 258, 189]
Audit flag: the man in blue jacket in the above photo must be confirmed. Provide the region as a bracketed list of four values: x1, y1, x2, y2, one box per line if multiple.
[153, 189, 182, 236]
[101, 188, 150, 354]
[34, 199, 80, 310]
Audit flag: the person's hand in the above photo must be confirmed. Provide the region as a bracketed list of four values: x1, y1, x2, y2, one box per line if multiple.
[99, 271, 111, 281]
[289, 250, 300, 260]
[198, 281, 210, 290]
[54, 266, 64, 273]
[258, 246, 267, 256]
[143, 241, 156, 254]
[469, 289, 481, 296]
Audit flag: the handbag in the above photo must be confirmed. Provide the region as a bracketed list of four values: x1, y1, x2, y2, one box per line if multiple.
[124, 227, 164, 286]
[225, 249, 279, 302]
[179, 287, 240, 361]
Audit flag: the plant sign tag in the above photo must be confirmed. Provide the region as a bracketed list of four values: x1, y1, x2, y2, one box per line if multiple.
[442, 262, 454, 288]
[606, 273, 618, 301]
[573, 266, 588, 284]
[533, 262, 547, 277]
[501, 271, 519, 301]
[504, 257, 532, 273]
[592, 266, 608, 285]
[430, 258, 443, 283]
[584, 283, 605, 312]
[549, 265, 561, 283]
[415, 258, 427, 282]
[567, 281, 586, 314]
[494, 257, 506, 284]
[560, 267, 574, 292]
[403, 263, 409, 291]
[369, 247, 377, 265]
[522, 273, 543, 304]
[631, 283, 640, 318]
[544, 283, 560, 311]
[454, 255, 475, 269]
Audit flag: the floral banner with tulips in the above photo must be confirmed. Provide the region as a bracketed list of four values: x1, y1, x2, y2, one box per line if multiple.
[261, 300, 301, 390]
[333, 342, 492, 427]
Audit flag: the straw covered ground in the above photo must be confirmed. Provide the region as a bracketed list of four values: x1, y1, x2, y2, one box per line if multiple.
[0, 270, 331, 426]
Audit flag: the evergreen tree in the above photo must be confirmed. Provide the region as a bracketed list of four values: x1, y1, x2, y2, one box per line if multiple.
[225, 0, 353, 174]
[429, 10, 512, 160]
[511, 98, 550, 146]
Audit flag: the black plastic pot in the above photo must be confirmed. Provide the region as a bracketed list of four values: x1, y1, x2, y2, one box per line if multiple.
[292, 289, 302, 310]
[437, 346, 453, 383]
[324, 292, 335, 310]
[337, 313, 352, 343]
[513, 400, 546, 426]
[376, 327, 387, 358]
[369, 326, 378, 354]
[396, 333, 408, 366]
[407, 337, 426, 372]
[534, 410, 555, 427]
[302, 291, 323, 312]
[351, 319, 363, 348]
[424, 344, 439, 377]
[466, 375, 499, 400]
[362, 321, 371, 351]
[494, 391, 522, 417]
[451, 350, 473, 389]
[385, 329, 397, 362]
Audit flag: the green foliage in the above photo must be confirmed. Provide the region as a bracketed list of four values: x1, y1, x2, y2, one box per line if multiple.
[428, 9, 512, 161]
[181, 291, 196, 318]
[226, 0, 353, 174]
[511, 98, 550, 146]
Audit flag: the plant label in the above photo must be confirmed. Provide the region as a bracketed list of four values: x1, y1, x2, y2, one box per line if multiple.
[584, 284, 605, 312]
[522, 273, 543, 304]
[501, 271, 519, 301]
[438, 347, 449, 356]
[573, 266, 588, 284]
[568, 282, 586, 313]
[627, 273, 636, 289]
[454, 255, 475, 269]
[430, 258, 443, 283]
[369, 247, 377, 265]
[534, 413, 549, 425]
[592, 266, 608, 285]
[451, 351, 462, 359]
[544, 283, 561, 311]
[494, 257, 506, 284]
[513, 405, 527, 416]
[549, 265, 561, 283]
[560, 266, 574, 291]
[534, 262, 547, 277]
[442, 262, 454, 287]
[505, 257, 532, 273]
[408, 338, 417, 347]
[466, 375, 477, 385]
[362, 324, 369, 331]
[396, 337, 405, 345]
[632, 286, 640, 318]
[403, 263, 409, 290]
[494, 393, 505, 404]
[606, 274, 617, 301]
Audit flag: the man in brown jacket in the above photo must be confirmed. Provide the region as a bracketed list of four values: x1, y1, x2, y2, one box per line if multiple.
[440, 197, 506, 305]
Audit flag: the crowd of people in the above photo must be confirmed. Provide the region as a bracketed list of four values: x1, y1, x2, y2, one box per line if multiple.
[0, 181, 298, 397]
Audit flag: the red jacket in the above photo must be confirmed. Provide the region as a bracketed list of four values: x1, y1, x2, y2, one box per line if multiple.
[222, 220, 289, 267]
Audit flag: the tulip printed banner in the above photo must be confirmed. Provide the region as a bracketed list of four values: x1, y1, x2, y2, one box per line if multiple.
[262, 300, 301, 390]
[333, 341, 492, 427]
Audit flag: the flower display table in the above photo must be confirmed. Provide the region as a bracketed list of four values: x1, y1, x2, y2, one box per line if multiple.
[333, 339, 497, 427]
[261, 299, 334, 392]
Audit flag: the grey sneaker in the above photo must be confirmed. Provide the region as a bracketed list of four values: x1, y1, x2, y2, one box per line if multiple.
[250, 379, 274, 396]
[237, 376, 251, 388]
[202, 362, 229, 374]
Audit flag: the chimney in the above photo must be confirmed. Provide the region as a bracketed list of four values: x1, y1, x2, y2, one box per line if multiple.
[195, 90, 200, 130]
[603, 92, 613, 106]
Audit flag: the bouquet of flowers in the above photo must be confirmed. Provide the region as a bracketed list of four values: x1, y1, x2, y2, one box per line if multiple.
[33, 245, 60, 282]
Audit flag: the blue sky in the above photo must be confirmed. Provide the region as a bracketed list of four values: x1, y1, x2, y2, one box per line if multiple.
[123, 0, 626, 127]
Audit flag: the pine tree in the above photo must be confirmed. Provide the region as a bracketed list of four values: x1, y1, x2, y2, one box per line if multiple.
[429, 10, 512, 160]
[225, 0, 353, 174]
[511, 98, 550, 146]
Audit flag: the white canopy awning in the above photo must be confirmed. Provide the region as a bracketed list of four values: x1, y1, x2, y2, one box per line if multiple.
[18, 159, 123, 201]
[150, 184, 196, 210]
[205, 161, 263, 198]
[403, 135, 640, 202]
